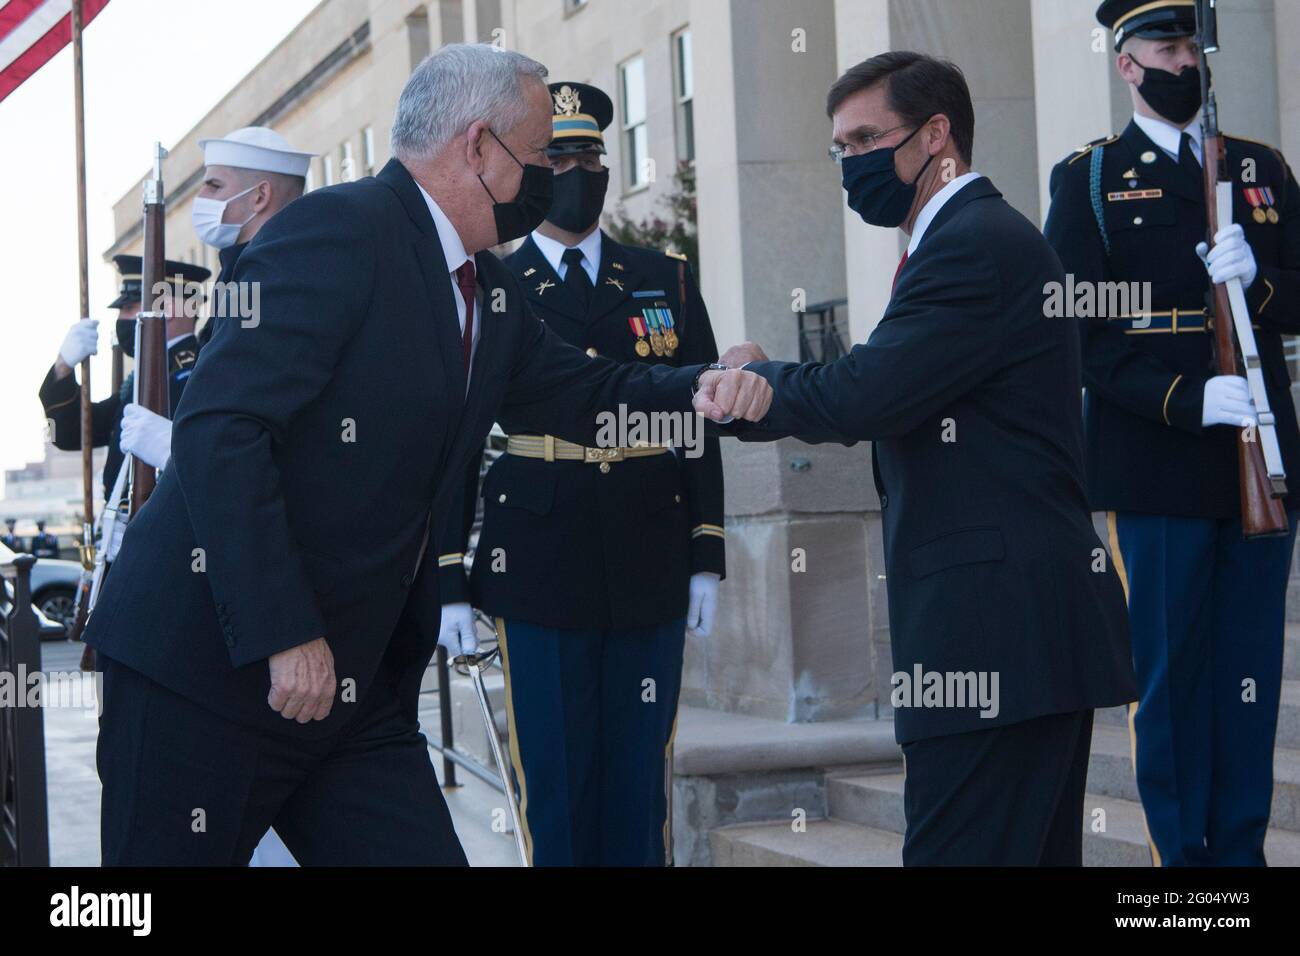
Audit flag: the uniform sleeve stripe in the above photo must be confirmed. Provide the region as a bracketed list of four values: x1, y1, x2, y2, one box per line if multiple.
[1161, 374, 1183, 427]
[437, 553, 465, 567]
[691, 526, 725, 540]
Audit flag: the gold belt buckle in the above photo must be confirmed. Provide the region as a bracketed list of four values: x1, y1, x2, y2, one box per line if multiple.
[584, 447, 624, 464]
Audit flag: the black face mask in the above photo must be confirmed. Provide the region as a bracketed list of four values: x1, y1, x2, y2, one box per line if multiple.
[547, 165, 610, 232]
[115, 317, 138, 358]
[841, 125, 935, 228]
[1130, 57, 1207, 126]
[479, 129, 554, 244]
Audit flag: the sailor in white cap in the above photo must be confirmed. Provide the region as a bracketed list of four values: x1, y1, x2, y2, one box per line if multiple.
[192, 126, 315, 285]
[190, 127, 314, 868]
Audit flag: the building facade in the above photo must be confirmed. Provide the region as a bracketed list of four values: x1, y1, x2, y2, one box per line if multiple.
[105, 0, 1300, 728]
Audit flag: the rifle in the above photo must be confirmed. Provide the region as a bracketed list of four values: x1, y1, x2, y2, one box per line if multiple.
[1197, 0, 1288, 538]
[131, 142, 170, 512]
[76, 143, 168, 669]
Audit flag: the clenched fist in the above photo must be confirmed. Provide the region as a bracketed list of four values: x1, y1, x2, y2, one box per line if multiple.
[267, 637, 337, 723]
[692, 367, 772, 422]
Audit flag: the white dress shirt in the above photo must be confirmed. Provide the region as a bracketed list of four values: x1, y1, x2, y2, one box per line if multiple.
[414, 181, 481, 375]
[531, 227, 602, 285]
[907, 170, 984, 256]
[1133, 110, 1203, 166]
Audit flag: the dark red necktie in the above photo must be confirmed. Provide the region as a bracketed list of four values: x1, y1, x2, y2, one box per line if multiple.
[455, 260, 476, 374]
[892, 250, 909, 292]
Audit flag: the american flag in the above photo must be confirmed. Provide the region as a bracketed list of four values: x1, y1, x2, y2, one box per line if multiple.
[0, 0, 110, 104]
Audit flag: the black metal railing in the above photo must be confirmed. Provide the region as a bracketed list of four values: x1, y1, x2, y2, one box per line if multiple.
[1, 551, 50, 866]
[798, 298, 850, 363]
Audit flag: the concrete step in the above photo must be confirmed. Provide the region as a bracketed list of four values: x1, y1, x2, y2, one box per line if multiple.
[815, 772, 1300, 866]
[1087, 723, 1300, 832]
[709, 818, 902, 867]
[1286, 626, 1300, 681]
[1083, 791, 1300, 866]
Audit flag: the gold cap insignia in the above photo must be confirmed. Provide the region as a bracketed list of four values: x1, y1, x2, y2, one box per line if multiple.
[553, 85, 582, 116]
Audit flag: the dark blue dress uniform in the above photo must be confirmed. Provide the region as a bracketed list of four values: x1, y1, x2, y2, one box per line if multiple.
[29, 525, 60, 559]
[1044, 0, 1300, 865]
[1, 522, 24, 553]
[437, 82, 725, 866]
[38, 255, 210, 501]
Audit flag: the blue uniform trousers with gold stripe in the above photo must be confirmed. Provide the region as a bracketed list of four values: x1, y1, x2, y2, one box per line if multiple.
[1109, 511, 1297, 865]
[495, 617, 685, 866]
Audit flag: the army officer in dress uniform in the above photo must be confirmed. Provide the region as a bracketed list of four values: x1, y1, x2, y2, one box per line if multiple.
[1, 518, 24, 553]
[1044, 0, 1300, 865]
[41, 255, 211, 509]
[436, 81, 726, 866]
[30, 521, 60, 559]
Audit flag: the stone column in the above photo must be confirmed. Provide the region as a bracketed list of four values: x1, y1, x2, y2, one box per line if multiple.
[685, 0, 884, 722]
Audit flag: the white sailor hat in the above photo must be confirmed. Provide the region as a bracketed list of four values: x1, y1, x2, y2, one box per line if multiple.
[197, 126, 315, 177]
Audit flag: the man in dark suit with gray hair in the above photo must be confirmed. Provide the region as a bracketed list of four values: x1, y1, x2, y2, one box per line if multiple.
[85, 42, 770, 866]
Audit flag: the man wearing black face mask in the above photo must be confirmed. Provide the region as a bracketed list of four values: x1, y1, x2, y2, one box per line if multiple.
[435, 82, 726, 865]
[719, 51, 1135, 866]
[82, 44, 769, 866]
[40, 255, 209, 507]
[1045, 0, 1300, 866]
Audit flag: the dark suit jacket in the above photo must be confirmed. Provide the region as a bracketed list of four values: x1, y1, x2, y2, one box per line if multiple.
[743, 177, 1136, 743]
[436, 232, 725, 630]
[1044, 122, 1300, 517]
[83, 159, 702, 739]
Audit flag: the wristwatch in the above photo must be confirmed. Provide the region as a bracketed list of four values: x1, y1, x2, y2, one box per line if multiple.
[691, 363, 730, 396]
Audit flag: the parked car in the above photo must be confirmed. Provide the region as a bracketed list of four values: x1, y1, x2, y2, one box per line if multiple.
[1, 543, 81, 639]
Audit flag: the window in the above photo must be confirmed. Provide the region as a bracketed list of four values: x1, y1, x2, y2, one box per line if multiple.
[672, 28, 695, 164]
[323, 155, 335, 187]
[620, 56, 648, 190]
[362, 126, 376, 175]
[340, 140, 355, 182]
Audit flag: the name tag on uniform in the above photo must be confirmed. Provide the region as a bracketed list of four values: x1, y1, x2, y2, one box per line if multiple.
[632, 290, 667, 298]
[1107, 189, 1163, 202]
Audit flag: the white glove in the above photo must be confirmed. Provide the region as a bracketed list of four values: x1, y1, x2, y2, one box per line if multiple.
[1201, 375, 1256, 428]
[438, 602, 479, 658]
[59, 318, 99, 367]
[119, 404, 173, 469]
[1196, 224, 1258, 289]
[686, 572, 720, 638]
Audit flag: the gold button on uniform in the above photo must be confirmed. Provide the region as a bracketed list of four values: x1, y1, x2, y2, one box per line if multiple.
[1133, 216, 1143, 225]
[599, 462, 610, 474]
[498, 493, 507, 503]
[586, 347, 598, 357]
[674, 494, 681, 503]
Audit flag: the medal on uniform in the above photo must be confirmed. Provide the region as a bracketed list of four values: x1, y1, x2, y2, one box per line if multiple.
[628, 316, 651, 357]
[1244, 187, 1279, 224]
[659, 305, 679, 354]
[643, 309, 666, 356]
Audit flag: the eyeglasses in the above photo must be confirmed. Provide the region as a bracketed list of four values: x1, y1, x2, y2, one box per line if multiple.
[828, 124, 913, 165]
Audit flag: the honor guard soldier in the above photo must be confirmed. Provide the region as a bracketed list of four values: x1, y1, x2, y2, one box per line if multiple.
[1045, 0, 1300, 865]
[192, 126, 312, 345]
[437, 81, 727, 866]
[41, 254, 210, 507]
[2, 518, 25, 553]
[29, 520, 60, 559]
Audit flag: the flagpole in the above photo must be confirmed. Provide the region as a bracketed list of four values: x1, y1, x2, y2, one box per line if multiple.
[71, 0, 94, 559]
